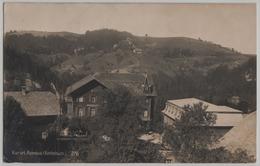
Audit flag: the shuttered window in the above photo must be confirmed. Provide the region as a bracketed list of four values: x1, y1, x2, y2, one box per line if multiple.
[78, 97, 84, 102]
[90, 107, 96, 117]
[144, 110, 148, 118]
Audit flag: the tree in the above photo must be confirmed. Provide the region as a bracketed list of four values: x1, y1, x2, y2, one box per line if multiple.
[61, 87, 164, 163]
[163, 102, 216, 155]
[3, 97, 28, 162]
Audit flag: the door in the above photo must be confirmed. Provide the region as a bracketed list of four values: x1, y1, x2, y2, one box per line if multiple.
[67, 102, 73, 117]
[78, 107, 84, 117]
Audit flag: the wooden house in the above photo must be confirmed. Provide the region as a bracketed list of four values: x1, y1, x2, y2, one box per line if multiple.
[64, 72, 156, 127]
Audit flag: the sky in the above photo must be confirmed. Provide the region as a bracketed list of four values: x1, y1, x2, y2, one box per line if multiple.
[4, 3, 256, 54]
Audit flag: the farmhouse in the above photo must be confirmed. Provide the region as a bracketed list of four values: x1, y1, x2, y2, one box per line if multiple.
[65, 72, 156, 127]
[161, 98, 244, 139]
[4, 89, 60, 138]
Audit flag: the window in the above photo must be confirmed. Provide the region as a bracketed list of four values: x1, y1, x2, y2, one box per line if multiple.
[78, 108, 84, 117]
[78, 97, 84, 102]
[91, 96, 96, 103]
[145, 98, 149, 103]
[144, 110, 148, 118]
[166, 159, 172, 163]
[90, 107, 96, 117]
[42, 131, 48, 140]
[67, 103, 73, 114]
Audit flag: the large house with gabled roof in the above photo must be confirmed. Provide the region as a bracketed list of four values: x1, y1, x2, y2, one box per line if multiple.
[64, 72, 157, 128]
[161, 98, 244, 139]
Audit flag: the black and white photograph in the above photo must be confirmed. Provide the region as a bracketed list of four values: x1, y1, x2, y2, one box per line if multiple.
[2, 1, 257, 163]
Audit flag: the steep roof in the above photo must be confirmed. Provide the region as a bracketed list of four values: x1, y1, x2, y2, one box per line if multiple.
[65, 73, 157, 97]
[163, 98, 244, 127]
[216, 111, 256, 158]
[4, 91, 60, 117]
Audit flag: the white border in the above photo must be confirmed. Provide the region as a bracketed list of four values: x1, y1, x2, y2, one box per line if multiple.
[0, 0, 258, 166]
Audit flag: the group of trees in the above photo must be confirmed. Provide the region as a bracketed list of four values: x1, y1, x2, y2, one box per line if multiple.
[5, 33, 78, 54]
[4, 45, 62, 91]
[5, 29, 134, 56]
[153, 57, 256, 126]
[4, 44, 86, 93]
[3, 97, 28, 162]
[81, 29, 133, 52]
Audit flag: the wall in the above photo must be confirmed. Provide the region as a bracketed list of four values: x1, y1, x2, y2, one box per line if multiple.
[211, 127, 232, 140]
[71, 85, 108, 118]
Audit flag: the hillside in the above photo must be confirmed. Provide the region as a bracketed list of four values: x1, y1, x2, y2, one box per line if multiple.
[4, 29, 256, 116]
[6, 29, 246, 78]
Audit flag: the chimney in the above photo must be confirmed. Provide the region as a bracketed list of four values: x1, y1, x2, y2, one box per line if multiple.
[21, 73, 32, 95]
[24, 73, 33, 92]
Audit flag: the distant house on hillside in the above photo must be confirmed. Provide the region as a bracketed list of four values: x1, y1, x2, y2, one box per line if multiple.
[4, 73, 42, 91]
[161, 98, 244, 139]
[133, 48, 143, 54]
[65, 72, 156, 129]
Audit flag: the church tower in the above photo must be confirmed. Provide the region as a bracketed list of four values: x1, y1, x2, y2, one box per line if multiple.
[142, 73, 156, 131]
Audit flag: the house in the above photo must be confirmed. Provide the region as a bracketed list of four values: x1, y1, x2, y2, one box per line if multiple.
[161, 98, 244, 139]
[133, 48, 143, 54]
[227, 96, 240, 105]
[159, 149, 176, 163]
[4, 89, 60, 138]
[64, 72, 156, 128]
[216, 111, 256, 159]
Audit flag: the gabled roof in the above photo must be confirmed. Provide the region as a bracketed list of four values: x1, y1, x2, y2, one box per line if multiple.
[4, 91, 60, 117]
[162, 98, 244, 127]
[65, 73, 157, 97]
[216, 111, 256, 158]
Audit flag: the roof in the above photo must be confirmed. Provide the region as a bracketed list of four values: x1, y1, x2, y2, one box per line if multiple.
[168, 98, 242, 113]
[65, 73, 157, 97]
[4, 91, 60, 117]
[162, 98, 244, 127]
[216, 111, 256, 158]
